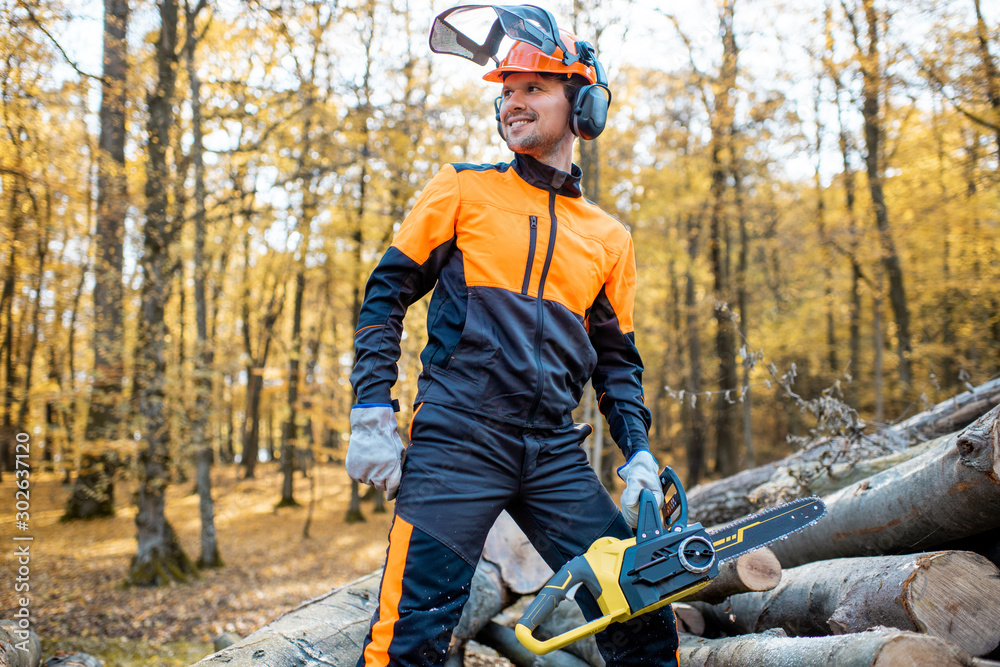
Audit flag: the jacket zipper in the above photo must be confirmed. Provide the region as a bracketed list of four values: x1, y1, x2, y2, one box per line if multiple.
[525, 193, 558, 426]
[521, 216, 537, 295]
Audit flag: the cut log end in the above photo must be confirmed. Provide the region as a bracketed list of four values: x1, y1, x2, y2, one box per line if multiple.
[735, 547, 782, 591]
[874, 632, 974, 667]
[905, 551, 1000, 657]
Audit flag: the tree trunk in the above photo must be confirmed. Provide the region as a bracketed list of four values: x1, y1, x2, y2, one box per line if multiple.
[973, 0, 1000, 164]
[279, 270, 304, 508]
[698, 551, 1000, 657]
[85, 0, 129, 449]
[768, 404, 1000, 568]
[684, 213, 707, 486]
[679, 627, 975, 667]
[184, 0, 221, 570]
[1, 160, 26, 479]
[242, 368, 262, 478]
[857, 0, 912, 389]
[127, 0, 195, 587]
[16, 230, 47, 434]
[709, 0, 740, 478]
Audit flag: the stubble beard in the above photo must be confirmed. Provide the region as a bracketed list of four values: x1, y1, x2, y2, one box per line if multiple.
[506, 122, 559, 161]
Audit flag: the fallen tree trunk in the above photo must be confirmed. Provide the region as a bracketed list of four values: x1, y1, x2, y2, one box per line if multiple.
[0, 619, 41, 667]
[192, 571, 381, 666]
[679, 627, 977, 666]
[891, 377, 1000, 442]
[687, 380, 1000, 526]
[769, 404, 1000, 567]
[747, 433, 945, 507]
[696, 551, 1000, 657]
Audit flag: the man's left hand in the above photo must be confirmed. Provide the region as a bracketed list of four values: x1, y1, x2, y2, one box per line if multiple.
[618, 450, 663, 528]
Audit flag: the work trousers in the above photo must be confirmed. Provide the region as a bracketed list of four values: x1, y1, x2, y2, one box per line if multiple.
[356, 403, 679, 667]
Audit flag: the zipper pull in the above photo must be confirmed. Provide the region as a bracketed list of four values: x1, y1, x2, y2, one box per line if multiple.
[530, 215, 537, 228]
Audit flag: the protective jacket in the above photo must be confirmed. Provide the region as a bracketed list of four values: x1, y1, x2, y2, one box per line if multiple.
[351, 153, 651, 460]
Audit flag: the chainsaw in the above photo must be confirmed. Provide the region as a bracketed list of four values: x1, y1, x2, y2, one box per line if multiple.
[515, 466, 826, 654]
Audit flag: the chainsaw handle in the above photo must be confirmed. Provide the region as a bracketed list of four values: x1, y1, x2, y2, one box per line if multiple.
[515, 554, 609, 654]
[659, 465, 689, 530]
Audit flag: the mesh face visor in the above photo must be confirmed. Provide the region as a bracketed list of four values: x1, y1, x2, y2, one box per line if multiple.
[429, 4, 564, 66]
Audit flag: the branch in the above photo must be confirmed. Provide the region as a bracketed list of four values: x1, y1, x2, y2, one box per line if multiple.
[905, 45, 1000, 134]
[19, 1, 102, 82]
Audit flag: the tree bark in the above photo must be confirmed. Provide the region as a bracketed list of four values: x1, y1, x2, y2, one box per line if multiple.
[191, 571, 382, 666]
[973, 0, 1000, 164]
[856, 0, 913, 389]
[709, 0, 740, 478]
[699, 551, 1000, 657]
[0, 619, 41, 667]
[127, 0, 195, 587]
[679, 627, 976, 666]
[768, 404, 1000, 568]
[279, 270, 304, 507]
[184, 0, 221, 570]
[684, 213, 707, 485]
[84, 0, 129, 450]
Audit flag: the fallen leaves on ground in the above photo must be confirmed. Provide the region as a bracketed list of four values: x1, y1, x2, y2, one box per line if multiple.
[1, 464, 399, 661]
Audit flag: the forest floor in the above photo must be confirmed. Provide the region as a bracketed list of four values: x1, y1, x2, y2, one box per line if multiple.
[0, 463, 512, 666]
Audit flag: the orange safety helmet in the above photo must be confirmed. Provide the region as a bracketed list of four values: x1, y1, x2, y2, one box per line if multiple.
[483, 29, 597, 84]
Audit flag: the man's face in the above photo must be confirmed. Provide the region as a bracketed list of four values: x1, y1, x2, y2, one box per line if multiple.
[499, 72, 575, 169]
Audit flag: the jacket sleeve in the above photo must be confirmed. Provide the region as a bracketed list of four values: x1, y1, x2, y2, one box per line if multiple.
[587, 232, 652, 462]
[350, 165, 461, 404]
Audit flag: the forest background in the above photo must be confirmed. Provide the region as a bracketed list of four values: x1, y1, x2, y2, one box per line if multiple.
[1, 0, 999, 627]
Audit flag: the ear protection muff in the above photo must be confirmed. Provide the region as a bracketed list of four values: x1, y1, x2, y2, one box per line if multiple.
[571, 82, 610, 140]
[494, 95, 504, 139]
[570, 40, 611, 140]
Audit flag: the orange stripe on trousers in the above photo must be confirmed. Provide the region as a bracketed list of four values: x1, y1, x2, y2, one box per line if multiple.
[363, 516, 414, 667]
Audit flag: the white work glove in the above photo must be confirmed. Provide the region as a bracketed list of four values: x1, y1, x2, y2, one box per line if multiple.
[346, 404, 404, 500]
[617, 450, 664, 528]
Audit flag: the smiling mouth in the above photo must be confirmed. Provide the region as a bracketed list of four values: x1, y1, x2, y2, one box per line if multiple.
[508, 119, 533, 129]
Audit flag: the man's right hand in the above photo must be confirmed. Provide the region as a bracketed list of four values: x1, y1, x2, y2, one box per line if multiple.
[346, 404, 404, 500]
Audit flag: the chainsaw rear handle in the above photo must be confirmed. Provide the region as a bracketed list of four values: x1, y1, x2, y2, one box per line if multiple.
[515, 553, 611, 654]
[659, 465, 689, 530]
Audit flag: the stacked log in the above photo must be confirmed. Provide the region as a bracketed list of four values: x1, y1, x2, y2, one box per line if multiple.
[767, 403, 1000, 566]
[679, 627, 979, 667]
[687, 377, 1000, 526]
[694, 551, 1000, 657]
[192, 387, 1000, 666]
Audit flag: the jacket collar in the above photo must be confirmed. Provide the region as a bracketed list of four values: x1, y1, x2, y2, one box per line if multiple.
[511, 153, 583, 198]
